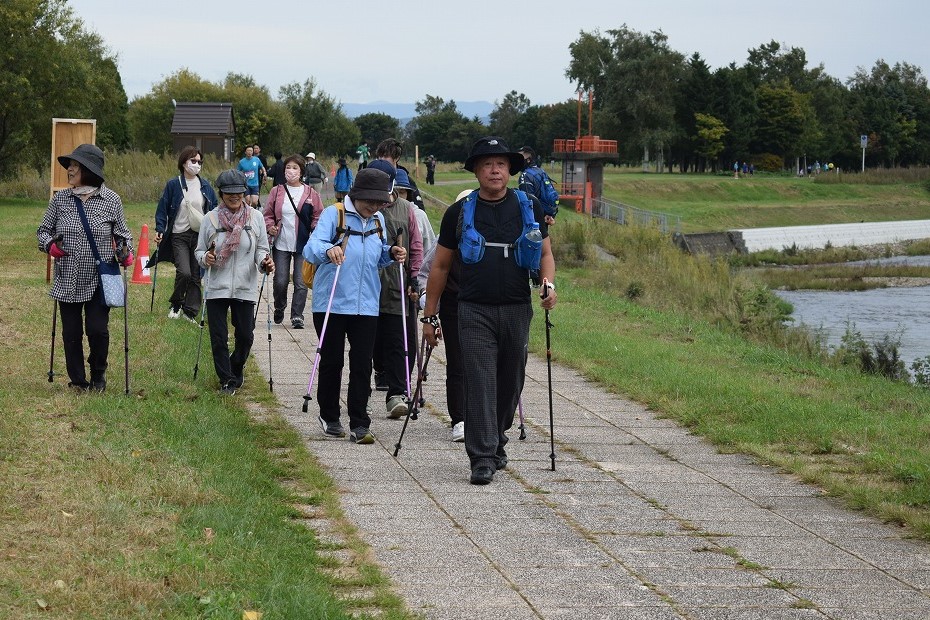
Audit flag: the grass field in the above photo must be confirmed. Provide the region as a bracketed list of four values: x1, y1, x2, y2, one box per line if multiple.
[1, 199, 413, 619]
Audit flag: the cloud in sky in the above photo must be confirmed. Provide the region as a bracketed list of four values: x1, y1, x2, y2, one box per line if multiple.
[68, 0, 930, 105]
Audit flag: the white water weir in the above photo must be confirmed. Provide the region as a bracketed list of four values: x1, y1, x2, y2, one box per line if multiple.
[733, 220, 930, 253]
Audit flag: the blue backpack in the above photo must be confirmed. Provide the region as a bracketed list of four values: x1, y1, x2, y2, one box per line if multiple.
[522, 167, 559, 217]
[458, 190, 542, 270]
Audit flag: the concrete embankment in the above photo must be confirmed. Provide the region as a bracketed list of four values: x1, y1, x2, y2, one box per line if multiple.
[733, 219, 930, 252]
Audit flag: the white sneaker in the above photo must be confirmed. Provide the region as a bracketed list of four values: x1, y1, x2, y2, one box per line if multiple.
[451, 421, 465, 442]
[167, 307, 181, 319]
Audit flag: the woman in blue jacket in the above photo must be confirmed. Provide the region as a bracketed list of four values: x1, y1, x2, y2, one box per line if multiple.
[303, 168, 406, 444]
[332, 157, 353, 201]
[154, 146, 218, 321]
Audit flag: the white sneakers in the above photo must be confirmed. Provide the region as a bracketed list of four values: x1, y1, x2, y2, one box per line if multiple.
[167, 307, 181, 319]
[451, 421, 465, 442]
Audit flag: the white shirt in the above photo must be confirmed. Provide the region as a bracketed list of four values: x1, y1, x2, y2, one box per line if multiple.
[173, 176, 204, 233]
[274, 184, 301, 252]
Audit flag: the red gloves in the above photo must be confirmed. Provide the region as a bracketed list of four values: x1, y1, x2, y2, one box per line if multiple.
[120, 251, 134, 267]
[48, 242, 67, 259]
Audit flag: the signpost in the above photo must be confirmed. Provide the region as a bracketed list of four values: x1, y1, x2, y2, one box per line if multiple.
[860, 134, 868, 172]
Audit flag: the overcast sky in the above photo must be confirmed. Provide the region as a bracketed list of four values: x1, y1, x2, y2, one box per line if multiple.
[68, 0, 930, 107]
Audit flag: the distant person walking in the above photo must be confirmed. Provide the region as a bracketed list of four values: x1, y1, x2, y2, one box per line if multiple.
[333, 158, 353, 202]
[237, 145, 265, 207]
[425, 155, 436, 185]
[303, 152, 327, 195]
[356, 141, 370, 171]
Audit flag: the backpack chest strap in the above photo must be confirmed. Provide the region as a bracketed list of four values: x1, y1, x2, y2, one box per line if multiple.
[485, 241, 512, 257]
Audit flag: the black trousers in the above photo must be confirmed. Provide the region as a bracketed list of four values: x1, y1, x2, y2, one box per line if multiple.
[206, 298, 255, 387]
[313, 313, 378, 431]
[374, 308, 417, 403]
[439, 290, 464, 426]
[458, 301, 532, 469]
[170, 229, 202, 316]
[59, 288, 111, 387]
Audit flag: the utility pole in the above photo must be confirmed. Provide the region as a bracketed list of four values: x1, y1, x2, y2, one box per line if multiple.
[860, 134, 868, 172]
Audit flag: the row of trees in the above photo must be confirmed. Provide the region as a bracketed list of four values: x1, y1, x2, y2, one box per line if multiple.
[7, 3, 930, 180]
[565, 27, 930, 172]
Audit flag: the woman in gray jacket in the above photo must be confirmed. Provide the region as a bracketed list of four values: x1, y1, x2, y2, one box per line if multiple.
[195, 170, 274, 394]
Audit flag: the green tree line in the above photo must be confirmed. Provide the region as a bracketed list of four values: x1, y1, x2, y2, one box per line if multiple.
[6, 3, 929, 180]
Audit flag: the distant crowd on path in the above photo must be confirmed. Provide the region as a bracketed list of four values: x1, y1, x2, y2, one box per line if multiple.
[40, 135, 560, 486]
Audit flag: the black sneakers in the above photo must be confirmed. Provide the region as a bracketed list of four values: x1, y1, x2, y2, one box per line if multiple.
[470, 466, 494, 485]
[349, 427, 374, 444]
[318, 415, 346, 438]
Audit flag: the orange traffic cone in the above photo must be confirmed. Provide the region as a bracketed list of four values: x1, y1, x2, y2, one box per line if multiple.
[131, 224, 152, 284]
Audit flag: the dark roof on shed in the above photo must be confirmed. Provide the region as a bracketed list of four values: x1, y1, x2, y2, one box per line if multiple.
[170, 102, 235, 135]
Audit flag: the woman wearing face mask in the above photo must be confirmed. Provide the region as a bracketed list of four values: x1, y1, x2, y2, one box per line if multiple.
[262, 154, 323, 329]
[153, 146, 218, 322]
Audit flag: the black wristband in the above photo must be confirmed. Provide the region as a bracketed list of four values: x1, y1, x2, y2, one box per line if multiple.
[420, 314, 440, 329]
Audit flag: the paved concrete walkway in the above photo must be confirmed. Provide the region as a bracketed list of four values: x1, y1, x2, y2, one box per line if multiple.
[253, 297, 930, 620]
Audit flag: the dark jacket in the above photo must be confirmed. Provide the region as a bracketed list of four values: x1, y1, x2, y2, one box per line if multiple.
[154, 175, 218, 265]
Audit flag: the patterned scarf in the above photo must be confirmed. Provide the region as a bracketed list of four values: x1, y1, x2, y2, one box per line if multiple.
[215, 204, 250, 266]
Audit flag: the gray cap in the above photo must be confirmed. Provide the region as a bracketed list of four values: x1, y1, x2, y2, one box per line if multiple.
[58, 144, 105, 182]
[215, 169, 248, 194]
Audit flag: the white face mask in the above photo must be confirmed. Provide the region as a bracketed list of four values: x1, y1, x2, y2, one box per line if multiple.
[284, 168, 301, 183]
[185, 161, 202, 176]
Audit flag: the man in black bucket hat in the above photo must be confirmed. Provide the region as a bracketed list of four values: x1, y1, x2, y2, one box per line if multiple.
[423, 136, 557, 485]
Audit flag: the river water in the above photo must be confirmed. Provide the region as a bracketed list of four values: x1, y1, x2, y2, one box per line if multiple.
[774, 255, 930, 368]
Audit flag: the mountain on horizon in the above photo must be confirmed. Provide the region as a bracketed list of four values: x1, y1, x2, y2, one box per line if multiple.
[341, 100, 494, 124]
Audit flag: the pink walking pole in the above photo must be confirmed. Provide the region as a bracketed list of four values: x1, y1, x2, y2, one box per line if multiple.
[302, 230, 350, 412]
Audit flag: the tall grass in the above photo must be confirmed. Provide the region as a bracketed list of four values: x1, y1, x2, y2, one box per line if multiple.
[814, 166, 930, 185]
[3, 152, 226, 204]
[551, 218, 793, 340]
[750, 263, 930, 291]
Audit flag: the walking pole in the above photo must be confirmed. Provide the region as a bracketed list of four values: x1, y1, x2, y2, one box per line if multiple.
[193, 242, 215, 380]
[395, 231, 412, 406]
[542, 279, 555, 471]
[255, 271, 267, 322]
[302, 230, 350, 412]
[48, 299, 58, 382]
[518, 397, 527, 440]
[264, 257, 273, 392]
[394, 338, 433, 457]
[415, 333, 426, 409]
[48, 234, 63, 382]
[120, 248, 130, 395]
[147, 245, 159, 313]
[255, 229, 276, 322]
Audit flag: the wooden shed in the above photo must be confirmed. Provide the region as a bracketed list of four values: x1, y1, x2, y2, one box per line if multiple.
[170, 102, 235, 161]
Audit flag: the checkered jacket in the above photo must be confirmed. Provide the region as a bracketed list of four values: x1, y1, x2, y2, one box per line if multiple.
[37, 185, 133, 303]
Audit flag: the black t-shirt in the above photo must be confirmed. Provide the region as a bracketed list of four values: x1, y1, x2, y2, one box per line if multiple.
[437, 189, 548, 305]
